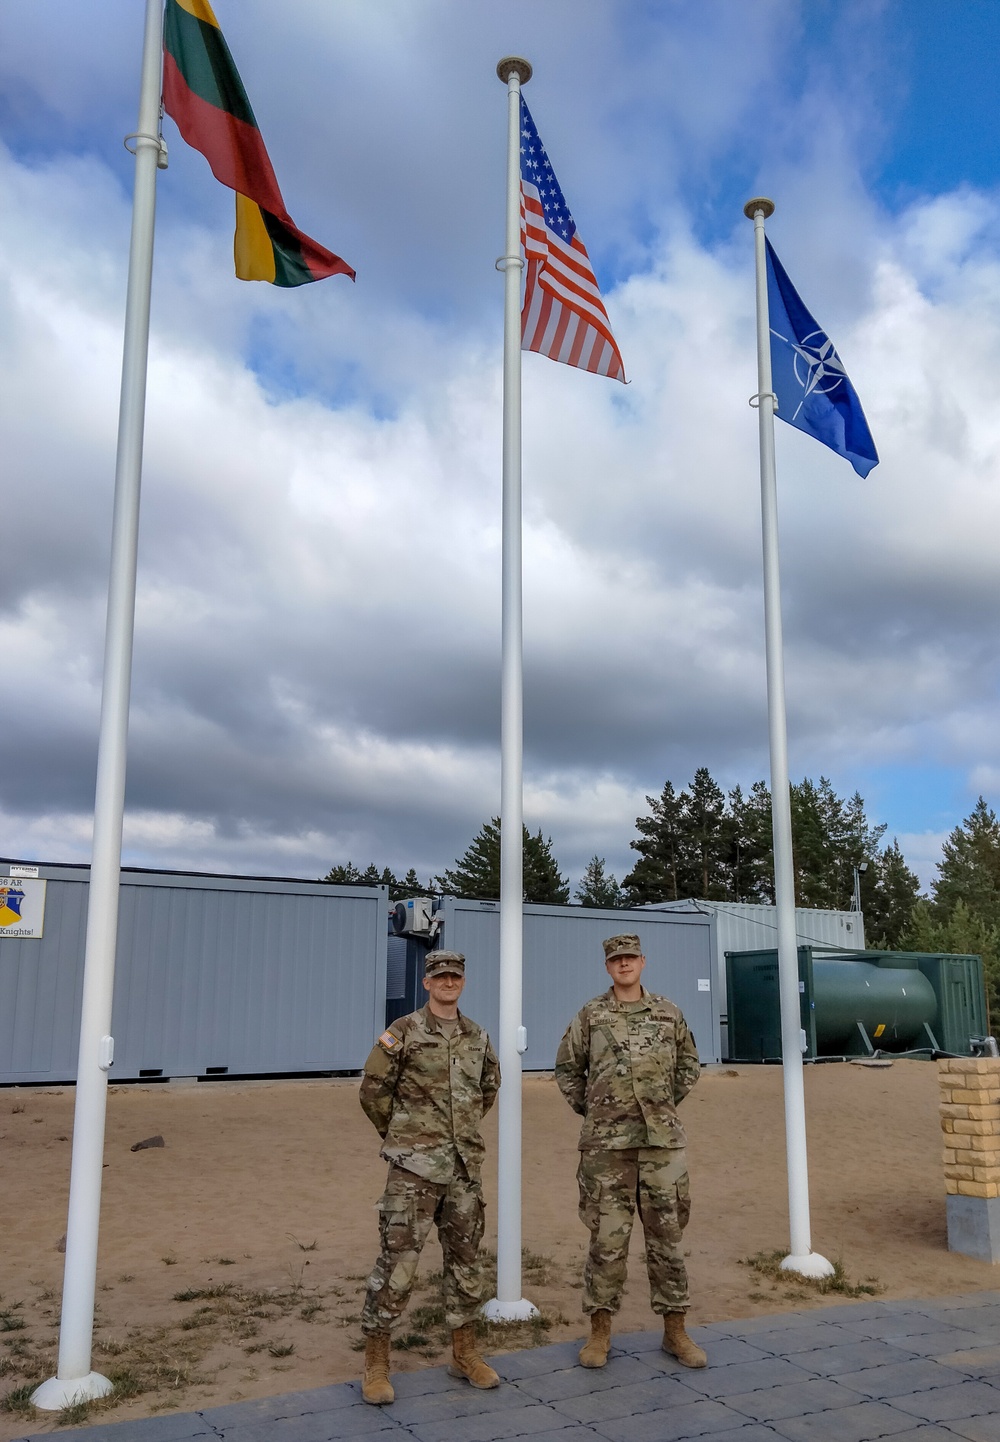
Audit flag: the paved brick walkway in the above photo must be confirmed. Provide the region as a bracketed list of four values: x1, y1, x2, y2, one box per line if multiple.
[18, 1292, 1000, 1442]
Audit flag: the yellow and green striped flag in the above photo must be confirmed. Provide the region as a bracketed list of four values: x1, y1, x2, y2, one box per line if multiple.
[162, 0, 354, 286]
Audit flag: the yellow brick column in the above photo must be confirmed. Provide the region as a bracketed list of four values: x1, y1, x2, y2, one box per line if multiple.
[939, 1058, 1000, 1262]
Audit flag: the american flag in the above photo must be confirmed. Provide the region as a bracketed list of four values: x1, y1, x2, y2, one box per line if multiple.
[519, 98, 625, 382]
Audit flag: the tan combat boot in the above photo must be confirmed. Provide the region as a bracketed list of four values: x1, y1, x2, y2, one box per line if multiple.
[448, 1322, 500, 1388]
[361, 1331, 394, 1404]
[579, 1308, 612, 1368]
[662, 1311, 707, 1368]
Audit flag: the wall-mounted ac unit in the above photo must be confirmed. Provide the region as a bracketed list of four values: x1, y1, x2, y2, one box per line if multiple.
[392, 896, 435, 937]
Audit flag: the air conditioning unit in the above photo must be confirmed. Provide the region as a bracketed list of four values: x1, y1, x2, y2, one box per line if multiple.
[392, 896, 435, 937]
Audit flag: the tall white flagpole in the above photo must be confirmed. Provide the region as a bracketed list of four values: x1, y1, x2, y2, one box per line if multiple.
[33, 0, 167, 1409]
[483, 55, 538, 1323]
[744, 198, 833, 1280]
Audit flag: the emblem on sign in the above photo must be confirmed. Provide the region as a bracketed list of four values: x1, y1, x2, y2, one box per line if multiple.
[0, 877, 46, 937]
[0, 884, 25, 928]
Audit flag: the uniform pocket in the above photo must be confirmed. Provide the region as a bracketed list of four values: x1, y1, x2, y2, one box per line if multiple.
[577, 1157, 602, 1231]
[459, 1047, 486, 1083]
[378, 1196, 414, 1253]
[676, 1170, 691, 1231]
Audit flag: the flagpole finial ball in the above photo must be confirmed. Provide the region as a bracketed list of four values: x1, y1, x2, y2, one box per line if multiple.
[743, 197, 775, 220]
[497, 56, 532, 85]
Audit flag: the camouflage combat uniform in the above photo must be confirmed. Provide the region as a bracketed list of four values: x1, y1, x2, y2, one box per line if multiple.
[359, 1006, 500, 1334]
[555, 987, 700, 1315]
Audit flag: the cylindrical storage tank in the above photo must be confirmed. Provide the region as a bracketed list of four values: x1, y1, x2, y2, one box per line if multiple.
[813, 959, 937, 1053]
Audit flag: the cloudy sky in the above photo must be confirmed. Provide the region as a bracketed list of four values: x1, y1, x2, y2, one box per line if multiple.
[1, 0, 999, 894]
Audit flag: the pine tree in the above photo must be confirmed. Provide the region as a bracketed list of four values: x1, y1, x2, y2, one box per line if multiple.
[322, 862, 366, 884]
[932, 797, 1000, 932]
[724, 780, 774, 902]
[575, 857, 627, 908]
[789, 778, 839, 907]
[903, 898, 1000, 1026]
[622, 781, 686, 902]
[435, 818, 569, 903]
[323, 862, 401, 892]
[679, 767, 728, 898]
[393, 868, 426, 901]
[864, 839, 920, 948]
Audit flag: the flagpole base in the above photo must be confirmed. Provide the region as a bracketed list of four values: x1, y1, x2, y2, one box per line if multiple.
[780, 1252, 835, 1280]
[31, 1372, 114, 1410]
[482, 1297, 539, 1322]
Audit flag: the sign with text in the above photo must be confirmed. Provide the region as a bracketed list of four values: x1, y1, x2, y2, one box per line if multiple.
[0, 878, 46, 938]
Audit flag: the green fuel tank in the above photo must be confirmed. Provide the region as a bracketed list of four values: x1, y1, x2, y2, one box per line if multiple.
[812, 958, 937, 1053]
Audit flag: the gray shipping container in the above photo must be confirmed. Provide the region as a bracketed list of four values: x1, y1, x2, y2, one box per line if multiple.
[0, 863, 387, 1084]
[438, 897, 719, 1067]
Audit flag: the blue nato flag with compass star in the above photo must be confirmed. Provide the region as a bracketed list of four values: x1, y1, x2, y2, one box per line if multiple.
[766, 238, 878, 477]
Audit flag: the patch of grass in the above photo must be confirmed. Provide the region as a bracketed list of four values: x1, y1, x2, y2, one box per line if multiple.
[742, 1250, 884, 1298]
[216, 1258, 236, 1266]
[299, 1301, 325, 1321]
[95, 1337, 129, 1357]
[10, 1104, 25, 1115]
[481, 1312, 554, 1352]
[58, 1398, 94, 1426]
[173, 1285, 233, 1302]
[0, 1311, 26, 1333]
[287, 1235, 319, 1252]
[267, 1342, 294, 1358]
[521, 1248, 558, 1286]
[117, 1274, 135, 1284]
[394, 1332, 429, 1351]
[161, 1255, 178, 1266]
[108, 1366, 143, 1400]
[282, 1263, 307, 1293]
[1, 1383, 36, 1415]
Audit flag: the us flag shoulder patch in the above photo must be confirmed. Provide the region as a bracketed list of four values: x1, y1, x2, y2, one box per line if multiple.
[378, 1030, 402, 1051]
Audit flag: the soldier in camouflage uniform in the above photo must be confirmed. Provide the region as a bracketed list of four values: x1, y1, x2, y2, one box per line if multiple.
[555, 934, 706, 1370]
[358, 950, 501, 1405]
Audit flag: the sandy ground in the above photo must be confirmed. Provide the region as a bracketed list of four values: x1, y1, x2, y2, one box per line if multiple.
[2, 1061, 997, 1436]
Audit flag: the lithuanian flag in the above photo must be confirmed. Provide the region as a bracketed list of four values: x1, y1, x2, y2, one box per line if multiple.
[162, 0, 354, 287]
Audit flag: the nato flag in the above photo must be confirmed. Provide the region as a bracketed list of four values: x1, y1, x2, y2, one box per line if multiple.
[765, 238, 878, 478]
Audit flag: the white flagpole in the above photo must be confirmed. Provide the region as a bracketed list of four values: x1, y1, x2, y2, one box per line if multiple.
[33, 0, 167, 1409]
[483, 55, 537, 1323]
[744, 197, 833, 1280]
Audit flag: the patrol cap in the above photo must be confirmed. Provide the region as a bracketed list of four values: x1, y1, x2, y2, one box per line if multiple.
[425, 950, 466, 978]
[603, 933, 644, 962]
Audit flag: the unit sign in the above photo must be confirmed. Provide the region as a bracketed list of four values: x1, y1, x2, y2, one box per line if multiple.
[0, 878, 46, 938]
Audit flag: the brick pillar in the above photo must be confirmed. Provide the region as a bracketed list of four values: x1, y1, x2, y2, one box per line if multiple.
[939, 1058, 1000, 1263]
